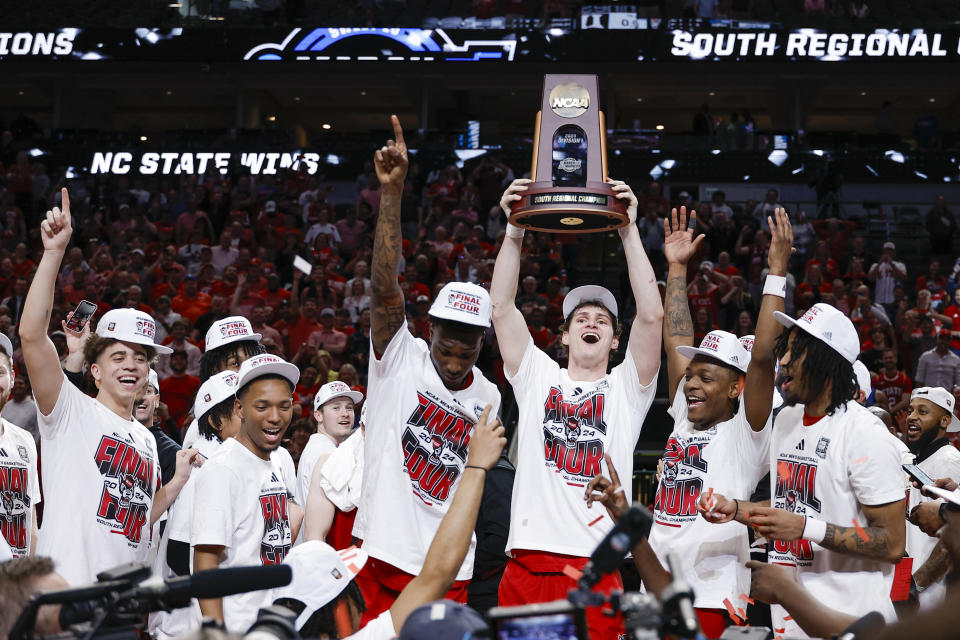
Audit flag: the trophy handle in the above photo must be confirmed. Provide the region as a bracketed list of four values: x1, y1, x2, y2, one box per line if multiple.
[531, 111, 542, 177]
[599, 110, 608, 182]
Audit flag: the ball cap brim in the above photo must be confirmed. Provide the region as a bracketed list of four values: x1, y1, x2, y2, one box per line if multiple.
[562, 285, 618, 320]
[675, 330, 749, 373]
[96, 308, 173, 354]
[235, 354, 300, 393]
[773, 303, 860, 364]
[911, 386, 960, 433]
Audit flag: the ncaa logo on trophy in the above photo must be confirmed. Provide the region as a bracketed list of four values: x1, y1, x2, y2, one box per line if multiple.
[509, 75, 629, 233]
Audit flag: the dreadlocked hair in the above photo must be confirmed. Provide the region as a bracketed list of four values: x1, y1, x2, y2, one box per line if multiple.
[774, 328, 857, 416]
[275, 580, 366, 639]
[197, 396, 236, 442]
[199, 340, 265, 380]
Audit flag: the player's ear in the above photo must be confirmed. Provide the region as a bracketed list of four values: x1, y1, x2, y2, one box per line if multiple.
[942, 411, 952, 430]
[234, 397, 243, 422]
[610, 335, 619, 352]
[561, 331, 569, 347]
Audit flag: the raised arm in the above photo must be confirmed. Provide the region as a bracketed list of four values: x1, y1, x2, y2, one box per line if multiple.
[370, 115, 409, 355]
[612, 179, 663, 386]
[489, 179, 534, 377]
[662, 207, 703, 403]
[743, 208, 791, 432]
[20, 188, 72, 415]
[388, 406, 506, 633]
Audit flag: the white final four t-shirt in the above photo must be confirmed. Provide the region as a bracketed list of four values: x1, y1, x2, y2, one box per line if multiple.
[648, 383, 770, 608]
[360, 320, 500, 580]
[37, 374, 160, 586]
[0, 418, 40, 558]
[768, 401, 904, 637]
[506, 338, 656, 557]
[191, 437, 294, 632]
[295, 432, 337, 513]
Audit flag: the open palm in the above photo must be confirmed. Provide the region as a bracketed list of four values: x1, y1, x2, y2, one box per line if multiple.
[663, 206, 702, 265]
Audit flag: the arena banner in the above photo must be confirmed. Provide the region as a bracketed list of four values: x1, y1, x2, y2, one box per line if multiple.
[4, 26, 960, 63]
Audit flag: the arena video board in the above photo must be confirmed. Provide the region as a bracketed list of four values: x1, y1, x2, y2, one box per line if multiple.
[4, 26, 960, 63]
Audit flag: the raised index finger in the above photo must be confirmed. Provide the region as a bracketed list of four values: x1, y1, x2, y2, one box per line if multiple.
[61, 187, 70, 214]
[603, 453, 621, 486]
[391, 115, 405, 148]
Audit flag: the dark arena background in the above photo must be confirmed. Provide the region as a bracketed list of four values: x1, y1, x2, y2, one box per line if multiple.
[4, 0, 960, 535]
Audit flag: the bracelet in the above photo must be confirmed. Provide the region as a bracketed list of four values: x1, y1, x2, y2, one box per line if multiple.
[802, 516, 827, 544]
[733, 499, 739, 520]
[464, 465, 487, 473]
[763, 274, 787, 298]
[505, 222, 525, 239]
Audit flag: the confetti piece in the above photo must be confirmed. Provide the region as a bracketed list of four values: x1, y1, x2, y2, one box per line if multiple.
[774, 628, 785, 634]
[562, 564, 583, 581]
[751, 536, 768, 548]
[853, 519, 869, 542]
[783, 616, 793, 621]
[739, 594, 755, 605]
[777, 460, 791, 484]
[587, 515, 604, 527]
[706, 487, 714, 502]
[722, 598, 742, 625]
[854, 457, 869, 464]
[737, 607, 747, 620]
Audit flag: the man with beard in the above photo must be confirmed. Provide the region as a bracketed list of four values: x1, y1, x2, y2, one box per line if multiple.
[0, 333, 39, 558]
[651, 207, 788, 637]
[1, 376, 37, 442]
[901, 387, 960, 607]
[490, 176, 661, 640]
[158, 349, 201, 428]
[702, 302, 905, 636]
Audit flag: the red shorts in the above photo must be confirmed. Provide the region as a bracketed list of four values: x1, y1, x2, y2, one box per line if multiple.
[498, 550, 625, 640]
[355, 555, 470, 628]
[695, 608, 731, 639]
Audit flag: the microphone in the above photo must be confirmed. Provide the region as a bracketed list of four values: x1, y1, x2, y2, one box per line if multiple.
[838, 611, 885, 640]
[122, 565, 293, 607]
[579, 507, 653, 589]
[659, 554, 699, 638]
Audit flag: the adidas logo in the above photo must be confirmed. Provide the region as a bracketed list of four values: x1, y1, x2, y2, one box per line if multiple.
[796, 439, 805, 451]
[823, 331, 832, 340]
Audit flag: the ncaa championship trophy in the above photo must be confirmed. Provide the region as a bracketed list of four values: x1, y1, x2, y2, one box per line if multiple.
[509, 74, 629, 233]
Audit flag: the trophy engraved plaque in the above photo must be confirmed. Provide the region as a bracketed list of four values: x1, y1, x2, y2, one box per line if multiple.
[509, 75, 629, 233]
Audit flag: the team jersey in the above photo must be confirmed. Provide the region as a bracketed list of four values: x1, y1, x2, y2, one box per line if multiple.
[906, 442, 960, 609]
[648, 384, 770, 608]
[873, 371, 912, 412]
[506, 338, 656, 557]
[768, 402, 904, 636]
[360, 320, 501, 580]
[0, 418, 40, 558]
[191, 437, 294, 632]
[295, 432, 337, 517]
[36, 374, 160, 586]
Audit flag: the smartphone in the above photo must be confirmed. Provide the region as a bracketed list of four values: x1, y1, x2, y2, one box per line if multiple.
[65, 300, 98, 333]
[293, 255, 313, 276]
[903, 463, 935, 488]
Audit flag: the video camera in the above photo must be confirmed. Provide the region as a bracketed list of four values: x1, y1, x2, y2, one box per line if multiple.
[10, 563, 292, 640]
[487, 506, 699, 640]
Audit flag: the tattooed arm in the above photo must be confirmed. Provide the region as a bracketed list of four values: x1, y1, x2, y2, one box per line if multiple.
[914, 539, 952, 589]
[743, 207, 790, 432]
[819, 500, 906, 564]
[370, 116, 409, 355]
[662, 207, 702, 403]
[22, 188, 71, 415]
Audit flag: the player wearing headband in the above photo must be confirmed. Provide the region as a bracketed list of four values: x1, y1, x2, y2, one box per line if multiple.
[357, 116, 501, 625]
[490, 177, 661, 640]
[649, 207, 786, 638]
[703, 300, 906, 636]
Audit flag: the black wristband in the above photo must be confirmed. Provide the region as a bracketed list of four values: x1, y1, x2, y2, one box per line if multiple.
[940, 501, 948, 524]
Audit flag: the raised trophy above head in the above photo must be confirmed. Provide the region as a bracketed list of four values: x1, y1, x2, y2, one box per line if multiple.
[509, 74, 629, 233]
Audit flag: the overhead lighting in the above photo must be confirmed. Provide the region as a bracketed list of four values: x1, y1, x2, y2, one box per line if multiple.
[165, 90, 172, 95]
[711, 149, 721, 155]
[139, 136, 148, 142]
[708, 91, 715, 96]
[322, 123, 332, 130]
[655, 124, 664, 131]
[361, 91, 367, 96]
[267, 115, 277, 122]
[812, 149, 825, 156]
[636, 98, 643, 103]
[929, 97, 936, 102]
[860, 91, 867, 96]
[294, 96, 300, 102]
[884, 150, 905, 164]
[17, 90, 23, 96]
[767, 150, 788, 167]
[742, 175, 751, 181]
[27, 148, 45, 157]
[915, 170, 928, 179]
[865, 164, 878, 176]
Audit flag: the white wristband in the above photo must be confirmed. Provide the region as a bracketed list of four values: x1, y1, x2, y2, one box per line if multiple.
[763, 275, 787, 298]
[802, 516, 827, 544]
[505, 222, 525, 239]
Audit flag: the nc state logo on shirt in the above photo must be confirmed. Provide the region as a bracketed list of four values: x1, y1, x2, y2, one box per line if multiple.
[0, 465, 30, 557]
[401, 392, 474, 505]
[541, 388, 608, 484]
[93, 436, 156, 545]
[654, 437, 708, 518]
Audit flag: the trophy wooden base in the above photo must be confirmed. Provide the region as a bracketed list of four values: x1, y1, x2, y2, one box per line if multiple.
[509, 181, 629, 233]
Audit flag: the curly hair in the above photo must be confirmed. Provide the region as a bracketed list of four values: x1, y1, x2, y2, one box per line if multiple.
[199, 339, 264, 380]
[275, 580, 366, 639]
[774, 328, 857, 415]
[198, 396, 236, 442]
